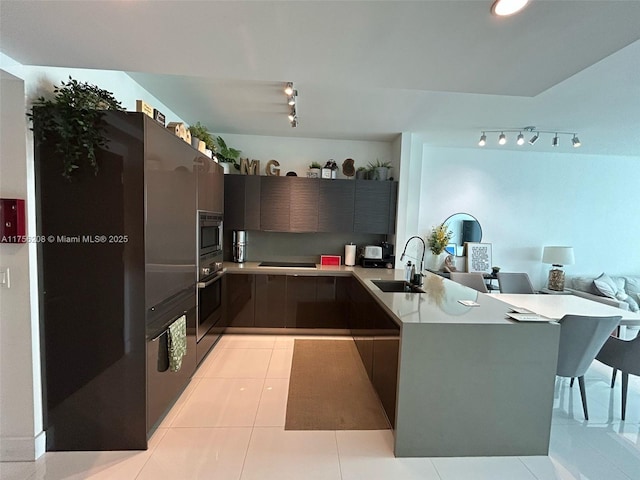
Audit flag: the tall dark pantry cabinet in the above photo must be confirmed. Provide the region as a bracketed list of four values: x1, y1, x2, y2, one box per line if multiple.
[34, 111, 205, 450]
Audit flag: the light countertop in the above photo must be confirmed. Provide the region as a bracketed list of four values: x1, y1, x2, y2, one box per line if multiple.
[224, 262, 534, 327]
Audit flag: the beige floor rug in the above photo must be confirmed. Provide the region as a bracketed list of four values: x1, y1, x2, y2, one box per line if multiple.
[285, 339, 390, 430]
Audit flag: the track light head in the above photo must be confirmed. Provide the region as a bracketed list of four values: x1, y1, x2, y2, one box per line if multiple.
[498, 132, 506, 145]
[287, 94, 296, 106]
[491, 0, 529, 16]
[288, 107, 296, 122]
[572, 135, 581, 148]
[528, 133, 539, 145]
[284, 82, 294, 95]
[478, 133, 487, 147]
[552, 134, 559, 147]
[290, 117, 298, 128]
[516, 132, 525, 145]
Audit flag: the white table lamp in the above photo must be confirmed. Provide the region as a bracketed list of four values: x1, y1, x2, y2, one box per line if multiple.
[542, 246, 575, 291]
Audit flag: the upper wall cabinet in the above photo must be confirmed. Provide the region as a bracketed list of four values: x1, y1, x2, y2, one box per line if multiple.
[224, 174, 260, 231]
[224, 175, 397, 234]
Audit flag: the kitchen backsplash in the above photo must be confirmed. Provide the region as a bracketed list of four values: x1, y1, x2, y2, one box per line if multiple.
[223, 231, 386, 264]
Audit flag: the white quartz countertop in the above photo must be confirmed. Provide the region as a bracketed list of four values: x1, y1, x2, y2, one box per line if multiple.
[224, 262, 534, 326]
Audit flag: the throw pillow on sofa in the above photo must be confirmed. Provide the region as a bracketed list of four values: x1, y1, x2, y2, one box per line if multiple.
[593, 273, 623, 298]
[593, 273, 639, 311]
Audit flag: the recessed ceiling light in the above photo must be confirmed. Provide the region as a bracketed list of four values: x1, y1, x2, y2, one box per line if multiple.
[491, 0, 529, 16]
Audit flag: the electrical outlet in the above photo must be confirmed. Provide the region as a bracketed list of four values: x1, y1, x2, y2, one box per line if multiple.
[0, 268, 10, 288]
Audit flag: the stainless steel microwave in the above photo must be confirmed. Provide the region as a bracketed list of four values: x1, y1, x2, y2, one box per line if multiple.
[198, 211, 223, 257]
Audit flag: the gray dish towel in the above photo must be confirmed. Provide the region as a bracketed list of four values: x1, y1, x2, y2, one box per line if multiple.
[167, 315, 187, 372]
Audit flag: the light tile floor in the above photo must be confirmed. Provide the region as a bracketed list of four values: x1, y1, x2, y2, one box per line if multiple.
[2, 334, 639, 480]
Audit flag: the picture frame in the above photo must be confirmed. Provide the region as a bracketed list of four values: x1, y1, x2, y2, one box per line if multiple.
[465, 242, 492, 274]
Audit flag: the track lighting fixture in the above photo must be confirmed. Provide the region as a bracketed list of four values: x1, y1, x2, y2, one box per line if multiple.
[572, 135, 581, 148]
[491, 0, 529, 16]
[284, 82, 299, 127]
[284, 82, 294, 96]
[477, 127, 581, 148]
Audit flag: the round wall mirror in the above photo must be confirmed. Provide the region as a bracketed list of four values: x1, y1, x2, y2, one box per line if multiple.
[443, 213, 482, 255]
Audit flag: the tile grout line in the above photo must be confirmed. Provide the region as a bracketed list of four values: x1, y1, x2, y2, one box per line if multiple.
[333, 430, 344, 480]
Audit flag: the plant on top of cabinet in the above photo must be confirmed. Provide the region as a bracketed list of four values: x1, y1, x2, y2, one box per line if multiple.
[367, 159, 392, 181]
[27, 76, 124, 180]
[308, 161, 322, 178]
[214, 136, 242, 171]
[188, 122, 215, 152]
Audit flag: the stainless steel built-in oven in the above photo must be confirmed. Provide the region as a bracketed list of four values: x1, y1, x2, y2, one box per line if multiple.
[197, 270, 223, 343]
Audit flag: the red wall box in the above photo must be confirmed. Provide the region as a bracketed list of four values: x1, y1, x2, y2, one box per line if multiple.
[320, 255, 341, 266]
[0, 198, 26, 242]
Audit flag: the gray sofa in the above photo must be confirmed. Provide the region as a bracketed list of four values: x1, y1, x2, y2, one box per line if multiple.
[567, 274, 640, 313]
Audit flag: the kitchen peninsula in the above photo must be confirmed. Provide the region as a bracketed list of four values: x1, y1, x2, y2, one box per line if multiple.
[224, 263, 561, 457]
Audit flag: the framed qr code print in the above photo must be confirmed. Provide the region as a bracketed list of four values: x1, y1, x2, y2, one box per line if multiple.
[465, 242, 492, 274]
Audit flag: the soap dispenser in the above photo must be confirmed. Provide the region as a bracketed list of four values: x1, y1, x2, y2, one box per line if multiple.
[405, 261, 412, 283]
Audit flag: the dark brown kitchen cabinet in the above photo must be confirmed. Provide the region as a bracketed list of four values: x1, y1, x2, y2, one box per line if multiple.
[318, 179, 355, 232]
[224, 175, 260, 230]
[226, 273, 255, 327]
[222, 175, 397, 234]
[254, 274, 287, 327]
[289, 177, 319, 232]
[354, 180, 392, 234]
[260, 176, 290, 231]
[197, 156, 224, 212]
[371, 302, 400, 427]
[285, 275, 346, 328]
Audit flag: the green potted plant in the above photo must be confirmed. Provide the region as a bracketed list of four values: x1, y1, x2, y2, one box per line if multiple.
[367, 159, 392, 181]
[214, 136, 241, 171]
[27, 76, 123, 180]
[188, 122, 215, 153]
[308, 161, 322, 178]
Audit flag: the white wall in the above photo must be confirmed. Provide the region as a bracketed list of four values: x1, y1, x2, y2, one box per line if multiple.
[216, 133, 394, 178]
[0, 55, 188, 461]
[414, 145, 640, 288]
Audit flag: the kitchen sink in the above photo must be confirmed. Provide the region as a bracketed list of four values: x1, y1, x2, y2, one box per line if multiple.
[372, 280, 425, 293]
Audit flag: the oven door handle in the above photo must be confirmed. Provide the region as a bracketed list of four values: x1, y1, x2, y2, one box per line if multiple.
[197, 271, 224, 289]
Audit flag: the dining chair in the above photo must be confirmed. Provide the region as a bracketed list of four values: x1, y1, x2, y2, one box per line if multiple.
[595, 334, 640, 420]
[449, 272, 488, 293]
[557, 314, 622, 420]
[497, 272, 535, 294]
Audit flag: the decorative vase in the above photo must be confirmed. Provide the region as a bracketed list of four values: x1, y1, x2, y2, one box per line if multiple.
[308, 168, 321, 178]
[220, 162, 231, 174]
[355, 170, 366, 180]
[426, 251, 444, 271]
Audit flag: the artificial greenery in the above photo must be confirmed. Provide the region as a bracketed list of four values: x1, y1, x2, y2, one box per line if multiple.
[27, 76, 123, 180]
[188, 122, 216, 151]
[427, 223, 453, 255]
[309, 161, 322, 169]
[214, 136, 242, 170]
[357, 166, 367, 172]
[367, 159, 392, 169]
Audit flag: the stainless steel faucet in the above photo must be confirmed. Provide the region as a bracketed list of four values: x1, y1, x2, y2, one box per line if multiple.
[400, 236, 426, 285]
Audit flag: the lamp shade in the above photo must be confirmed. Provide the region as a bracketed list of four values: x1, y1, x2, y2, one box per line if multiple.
[542, 246, 575, 266]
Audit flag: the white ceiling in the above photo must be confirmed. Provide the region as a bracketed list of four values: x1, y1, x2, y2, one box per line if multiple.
[1, 0, 640, 155]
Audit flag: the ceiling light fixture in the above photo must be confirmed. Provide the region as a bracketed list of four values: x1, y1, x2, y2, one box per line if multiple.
[284, 82, 294, 96]
[477, 126, 581, 148]
[572, 135, 581, 148]
[491, 0, 529, 16]
[284, 82, 299, 127]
